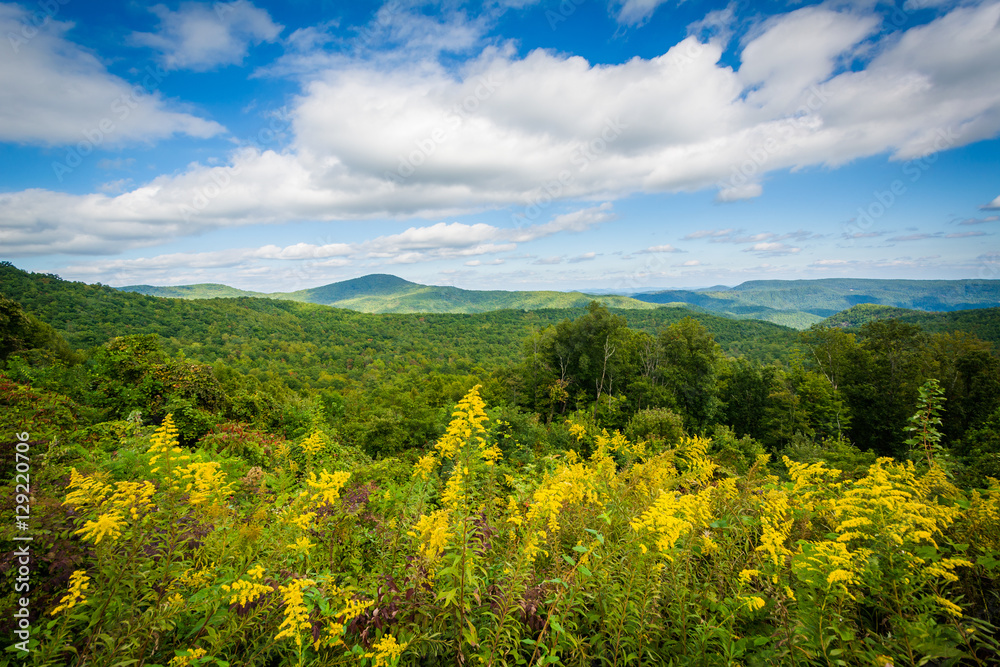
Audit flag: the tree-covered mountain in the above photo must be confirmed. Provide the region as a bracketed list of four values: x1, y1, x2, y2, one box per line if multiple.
[119, 273, 663, 313]
[633, 278, 1000, 328]
[821, 303, 1000, 347]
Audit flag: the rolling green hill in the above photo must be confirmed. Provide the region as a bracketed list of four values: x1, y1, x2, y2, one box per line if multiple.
[0, 263, 798, 369]
[120, 273, 662, 314]
[119, 283, 261, 299]
[633, 278, 1000, 329]
[821, 303, 1000, 347]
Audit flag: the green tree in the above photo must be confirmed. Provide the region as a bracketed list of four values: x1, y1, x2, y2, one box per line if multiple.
[658, 317, 723, 433]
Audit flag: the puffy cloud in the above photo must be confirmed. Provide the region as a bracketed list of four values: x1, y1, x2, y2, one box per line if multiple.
[982, 195, 1000, 210]
[131, 1, 283, 71]
[0, 4, 224, 146]
[6, 1, 1000, 256]
[716, 183, 763, 202]
[637, 244, 683, 253]
[614, 0, 674, 27]
[743, 242, 801, 256]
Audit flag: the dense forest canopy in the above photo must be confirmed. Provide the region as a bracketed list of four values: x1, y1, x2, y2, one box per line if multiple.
[3, 261, 1000, 665]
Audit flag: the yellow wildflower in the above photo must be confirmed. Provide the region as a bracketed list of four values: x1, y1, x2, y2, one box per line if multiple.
[147, 414, 188, 474]
[306, 469, 351, 504]
[413, 453, 438, 480]
[63, 468, 111, 508]
[434, 385, 489, 460]
[50, 570, 90, 615]
[75, 512, 124, 544]
[934, 595, 964, 618]
[301, 431, 327, 457]
[290, 536, 313, 553]
[365, 634, 409, 667]
[275, 578, 315, 647]
[409, 510, 451, 561]
[168, 648, 207, 667]
[221, 578, 274, 607]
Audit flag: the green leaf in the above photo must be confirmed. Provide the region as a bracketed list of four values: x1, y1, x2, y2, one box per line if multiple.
[572, 545, 589, 553]
[562, 554, 576, 566]
[579, 565, 592, 577]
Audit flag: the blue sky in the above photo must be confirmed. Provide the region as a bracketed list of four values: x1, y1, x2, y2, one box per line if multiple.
[1, 0, 999, 292]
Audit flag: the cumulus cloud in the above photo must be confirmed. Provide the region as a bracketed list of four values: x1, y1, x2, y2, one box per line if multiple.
[614, 0, 675, 27]
[0, 4, 224, 146]
[743, 242, 801, 256]
[637, 244, 683, 253]
[716, 183, 763, 202]
[131, 1, 283, 71]
[982, 196, 1000, 210]
[51, 207, 607, 284]
[6, 2, 1000, 256]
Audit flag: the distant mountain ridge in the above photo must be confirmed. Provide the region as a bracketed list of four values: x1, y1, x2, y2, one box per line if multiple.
[118, 274, 663, 314]
[115, 275, 1000, 328]
[631, 278, 1000, 328]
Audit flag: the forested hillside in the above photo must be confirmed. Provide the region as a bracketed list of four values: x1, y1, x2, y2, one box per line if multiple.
[823, 304, 1000, 347]
[119, 273, 663, 313]
[3, 262, 1000, 666]
[634, 278, 1000, 328]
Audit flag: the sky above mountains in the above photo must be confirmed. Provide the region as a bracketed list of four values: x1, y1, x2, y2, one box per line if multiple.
[1, 0, 999, 292]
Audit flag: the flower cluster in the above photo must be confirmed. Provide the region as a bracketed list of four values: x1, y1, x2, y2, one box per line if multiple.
[275, 578, 315, 646]
[50, 570, 90, 615]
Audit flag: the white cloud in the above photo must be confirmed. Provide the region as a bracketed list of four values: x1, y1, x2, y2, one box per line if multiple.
[637, 244, 682, 253]
[131, 1, 283, 71]
[743, 242, 801, 256]
[982, 195, 1000, 210]
[615, 0, 674, 26]
[715, 183, 763, 202]
[6, 2, 1000, 255]
[0, 4, 224, 146]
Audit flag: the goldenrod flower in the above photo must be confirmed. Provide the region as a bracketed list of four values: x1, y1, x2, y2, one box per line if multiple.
[306, 469, 351, 504]
[147, 414, 188, 474]
[365, 634, 409, 667]
[412, 453, 438, 480]
[50, 570, 90, 615]
[221, 578, 274, 607]
[291, 512, 315, 530]
[63, 468, 111, 508]
[290, 536, 313, 553]
[75, 512, 124, 544]
[434, 385, 488, 460]
[275, 579, 315, 646]
[168, 648, 207, 666]
[301, 431, 327, 457]
[409, 510, 451, 561]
